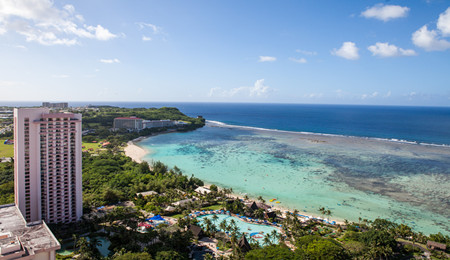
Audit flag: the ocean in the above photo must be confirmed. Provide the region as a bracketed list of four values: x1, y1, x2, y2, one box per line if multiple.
[4, 102, 450, 234]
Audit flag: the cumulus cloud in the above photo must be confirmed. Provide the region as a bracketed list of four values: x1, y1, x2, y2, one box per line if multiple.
[412, 8, 450, 51]
[412, 25, 450, 51]
[100, 58, 120, 64]
[258, 56, 276, 62]
[289, 57, 307, 63]
[368, 42, 416, 57]
[437, 7, 450, 36]
[208, 79, 272, 98]
[0, 0, 117, 46]
[332, 42, 359, 60]
[361, 4, 410, 21]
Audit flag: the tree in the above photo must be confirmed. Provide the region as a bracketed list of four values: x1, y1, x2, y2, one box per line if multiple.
[245, 245, 296, 260]
[155, 250, 183, 260]
[113, 252, 153, 260]
[257, 196, 265, 203]
[209, 184, 218, 192]
[295, 235, 348, 260]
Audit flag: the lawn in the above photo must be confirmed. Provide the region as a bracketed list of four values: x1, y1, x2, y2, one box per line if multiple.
[82, 142, 104, 153]
[0, 140, 14, 158]
[201, 204, 224, 211]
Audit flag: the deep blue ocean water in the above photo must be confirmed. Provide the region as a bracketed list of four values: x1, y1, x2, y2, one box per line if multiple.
[4, 101, 450, 145]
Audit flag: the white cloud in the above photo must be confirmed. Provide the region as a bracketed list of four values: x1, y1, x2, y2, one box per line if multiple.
[0, 0, 117, 46]
[142, 35, 152, 41]
[361, 4, 410, 21]
[100, 58, 120, 64]
[136, 22, 164, 41]
[295, 49, 317, 55]
[361, 92, 379, 100]
[208, 79, 272, 98]
[437, 7, 450, 36]
[136, 22, 161, 34]
[332, 41, 359, 60]
[412, 25, 450, 51]
[250, 79, 270, 96]
[368, 42, 416, 57]
[289, 57, 307, 63]
[412, 8, 450, 51]
[258, 56, 276, 62]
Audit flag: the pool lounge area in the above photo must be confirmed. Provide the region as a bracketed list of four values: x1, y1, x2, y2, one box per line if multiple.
[195, 212, 281, 244]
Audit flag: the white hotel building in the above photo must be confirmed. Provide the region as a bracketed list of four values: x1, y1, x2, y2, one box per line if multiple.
[14, 108, 82, 224]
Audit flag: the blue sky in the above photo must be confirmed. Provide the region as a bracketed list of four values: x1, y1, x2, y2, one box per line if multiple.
[0, 0, 449, 106]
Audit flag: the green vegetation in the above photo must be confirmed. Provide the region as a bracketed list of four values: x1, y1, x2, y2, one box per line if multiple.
[82, 142, 105, 153]
[77, 106, 205, 148]
[82, 151, 203, 209]
[0, 140, 14, 157]
[0, 160, 13, 204]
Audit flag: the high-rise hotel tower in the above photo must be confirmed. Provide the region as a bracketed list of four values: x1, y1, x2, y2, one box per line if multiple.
[14, 108, 82, 224]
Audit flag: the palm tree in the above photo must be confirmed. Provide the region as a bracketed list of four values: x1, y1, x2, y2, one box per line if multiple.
[254, 208, 265, 219]
[257, 195, 265, 203]
[212, 214, 219, 225]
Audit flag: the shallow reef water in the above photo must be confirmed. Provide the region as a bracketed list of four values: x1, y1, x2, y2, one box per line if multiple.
[141, 123, 450, 235]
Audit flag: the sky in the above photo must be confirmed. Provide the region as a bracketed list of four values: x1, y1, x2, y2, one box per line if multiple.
[0, 0, 449, 106]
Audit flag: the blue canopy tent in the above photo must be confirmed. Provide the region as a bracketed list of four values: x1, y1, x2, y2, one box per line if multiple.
[147, 215, 165, 221]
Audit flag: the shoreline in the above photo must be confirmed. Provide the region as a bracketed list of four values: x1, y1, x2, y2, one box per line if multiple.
[224, 189, 345, 225]
[123, 130, 179, 163]
[124, 140, 147, 163]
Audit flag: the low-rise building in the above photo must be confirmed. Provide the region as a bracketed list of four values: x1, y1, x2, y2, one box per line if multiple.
[113, 117, 143, 131]
[0, 204, 60, 260]
[142, 120, 175, 129]
[136, 191, 158, 197]
[195, 187, 211, 195]
[172, 199, 194, 207]
[42, 102, 68, 109]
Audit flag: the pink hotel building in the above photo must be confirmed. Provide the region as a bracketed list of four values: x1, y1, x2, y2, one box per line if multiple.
[14, 108, 82, 224]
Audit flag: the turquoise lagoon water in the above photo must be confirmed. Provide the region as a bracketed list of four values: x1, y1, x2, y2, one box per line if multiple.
[196, 214, 280, 244]
[140, 123, 450, 235]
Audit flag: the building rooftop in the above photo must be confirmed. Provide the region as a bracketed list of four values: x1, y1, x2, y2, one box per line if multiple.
[114, 117, 142, 120]
[0, 204, 60, 258]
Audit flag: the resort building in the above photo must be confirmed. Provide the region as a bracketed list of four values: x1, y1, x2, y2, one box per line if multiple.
[113, 117, 143, 131]
[14, 108, 82, 224]
[142, 119, 175, 129]
[42, 102, 68, 109]
[194, 186, 211, 195]
[0, 204, 60, 259]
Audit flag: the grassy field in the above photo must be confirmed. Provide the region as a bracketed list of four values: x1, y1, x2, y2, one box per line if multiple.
[82, 142, 104, 153]
[0, 141, 105, 157]
[0, 140, 14, 158]
[201, 204, 224, 211]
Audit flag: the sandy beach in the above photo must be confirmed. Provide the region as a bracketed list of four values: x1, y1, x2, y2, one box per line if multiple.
[124, 139, 148, 163]
[226, 190, 345, 225]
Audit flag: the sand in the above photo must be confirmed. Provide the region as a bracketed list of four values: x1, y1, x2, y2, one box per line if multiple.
[124, 140, 147, 163]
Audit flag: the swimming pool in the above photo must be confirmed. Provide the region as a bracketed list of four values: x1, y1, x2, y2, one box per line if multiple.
[196, 214, 280, 244]
[56, 236, 111, 257]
